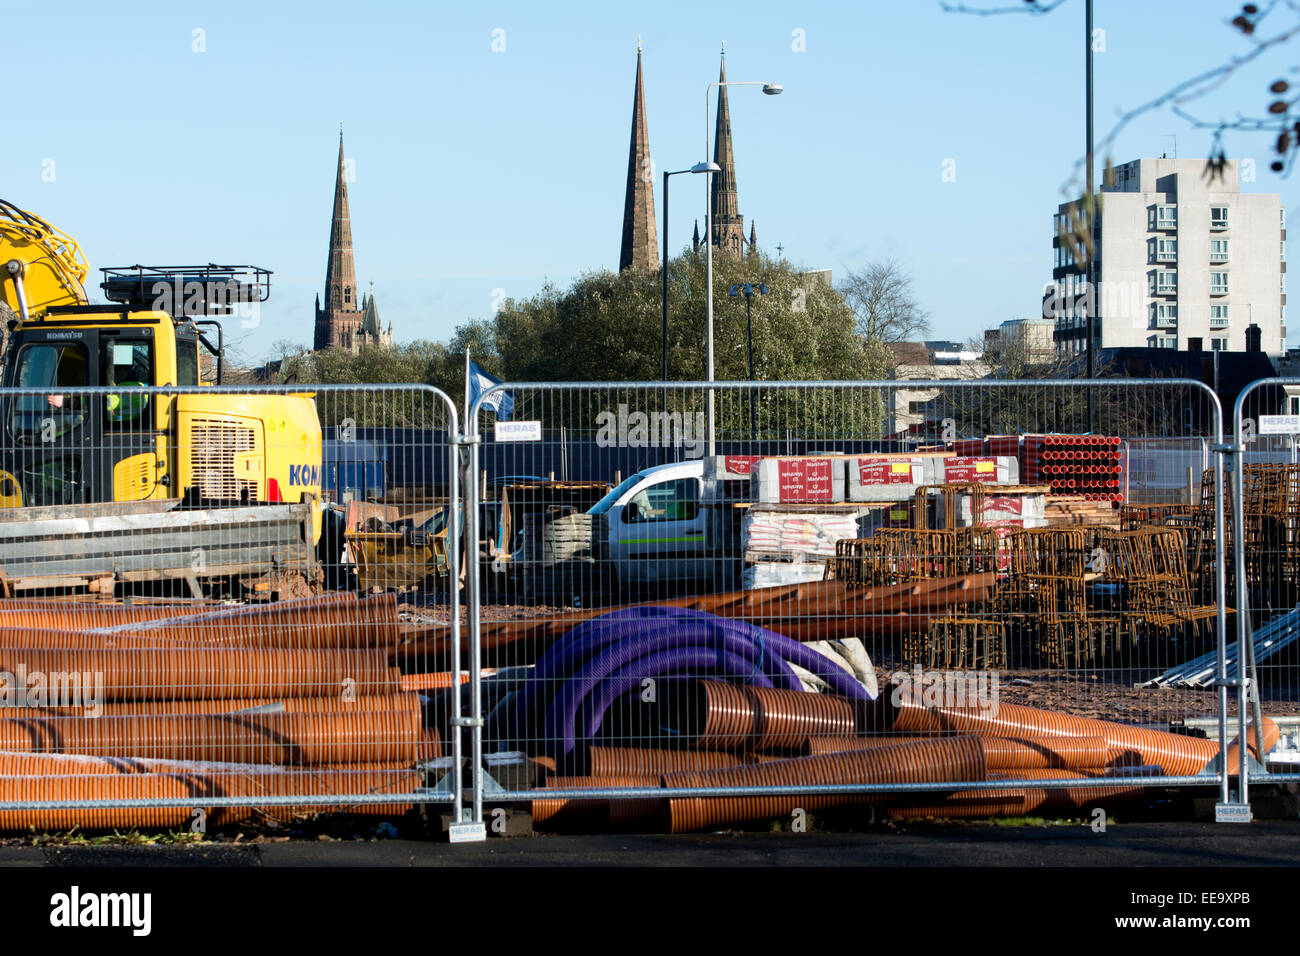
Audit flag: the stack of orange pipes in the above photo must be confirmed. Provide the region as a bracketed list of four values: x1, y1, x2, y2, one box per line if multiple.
[0, 593, 438, 831]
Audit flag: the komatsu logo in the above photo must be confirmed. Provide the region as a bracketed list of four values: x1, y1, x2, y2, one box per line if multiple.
[289, 464, 320, 486]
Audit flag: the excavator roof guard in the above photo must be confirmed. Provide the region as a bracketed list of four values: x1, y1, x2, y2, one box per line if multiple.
[99, 264, 272, 315]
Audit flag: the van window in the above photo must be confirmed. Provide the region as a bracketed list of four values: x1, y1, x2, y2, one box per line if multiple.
[625, 478, 699, 523]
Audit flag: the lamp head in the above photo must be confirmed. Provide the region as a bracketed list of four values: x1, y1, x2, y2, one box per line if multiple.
[761, 83, 783, 95]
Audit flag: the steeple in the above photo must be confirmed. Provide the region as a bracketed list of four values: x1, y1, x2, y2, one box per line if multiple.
[748, 221, 757, 258]
[710, 47, 744, 257]
[619, 44, 658, 272]
[315, 130, 361, 351]
[692, 219, 701, 252]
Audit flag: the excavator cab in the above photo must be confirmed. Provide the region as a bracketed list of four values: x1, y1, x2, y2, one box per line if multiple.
[0, 265, 254, 508]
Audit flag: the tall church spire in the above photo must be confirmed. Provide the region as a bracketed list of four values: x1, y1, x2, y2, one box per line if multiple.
[619, 44, 658, 272]
[315, 131, 364, 351]
[710, 48, 744, 256]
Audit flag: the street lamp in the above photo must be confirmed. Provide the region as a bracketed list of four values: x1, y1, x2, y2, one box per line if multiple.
[703, 76, 781, 455]
[728, 281, 768, 440]
[661, 165, 713, 382]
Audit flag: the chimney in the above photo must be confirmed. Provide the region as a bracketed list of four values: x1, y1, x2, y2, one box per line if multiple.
[1187, 337, 1203, 353]
[1246, 324, 1262, 353]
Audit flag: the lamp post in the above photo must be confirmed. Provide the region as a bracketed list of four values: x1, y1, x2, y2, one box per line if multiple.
[703, 77, 782, 455]
[661, 166, 708, 382]
[728, 281, 768, 440]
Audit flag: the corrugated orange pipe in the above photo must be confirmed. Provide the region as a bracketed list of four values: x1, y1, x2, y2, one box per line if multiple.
[662, 736, 987, 833]
[894, 696, 1220, 775]
[0, 691, 422, 720]
[804, 734, 946, 756]
[0, 767, 419, 832]
[678, 681, 858, 752]
[0, 750, 434, 777]
[0, 647, 399, 701]
[533, 774, 661, 831]
[102, 593, 400, 649]
[0, 602, 217, 628]
[0, 709, 426, 765]
[588, 746, 760, 776]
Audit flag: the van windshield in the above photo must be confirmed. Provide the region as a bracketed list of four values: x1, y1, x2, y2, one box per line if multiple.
[588, 472, 645, 515]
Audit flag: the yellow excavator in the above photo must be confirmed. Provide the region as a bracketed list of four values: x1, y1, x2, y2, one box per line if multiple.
[0, 199, 323, 595]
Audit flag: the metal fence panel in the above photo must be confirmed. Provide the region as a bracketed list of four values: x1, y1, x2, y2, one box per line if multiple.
[1229, 379, 1300, 800]
[0, 383, 463, 833]
[465, 379, 1234, 834]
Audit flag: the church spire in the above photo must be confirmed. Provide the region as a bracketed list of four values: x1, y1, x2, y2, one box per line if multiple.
[748, 221, 757, 257]
[316, 129, 359, 350]
[710, 48, 744, 256]
[692, 219, 701, 252]
[619, 44, 658, 272]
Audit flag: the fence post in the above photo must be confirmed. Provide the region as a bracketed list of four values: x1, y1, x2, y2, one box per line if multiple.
[448, 411, 487, 843]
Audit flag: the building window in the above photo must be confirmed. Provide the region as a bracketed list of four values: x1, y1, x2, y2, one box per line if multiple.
[1148, 335, 1178, 349]
[344, 286, 351, 304]
[1210, 271, 1229, 295]
[1210, 304, 1229, 328]
[1283, 208, 1287, 228]
[1153, 271, 1178, 295]
[1155, 303, 1178, 327]
[1282, 241, 1287, 262]
[1211, 239, 1229, 263]
[1283, 273, 1288, 293]
[1155, 204, 1177, 230]
[1211, 337, 1229, 351]
[1211, 206, 1229, 229]
[1157, 238, 1178, 263]
[1291, 395, 1300, 416]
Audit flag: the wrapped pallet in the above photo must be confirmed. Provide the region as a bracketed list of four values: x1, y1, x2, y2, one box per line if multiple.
[845, 456, 926, 502]
[750, 456, 844, 503]
[742, 562, 828, 589]
[741, 509, 860, 560]
[930, 455, 1019, 485]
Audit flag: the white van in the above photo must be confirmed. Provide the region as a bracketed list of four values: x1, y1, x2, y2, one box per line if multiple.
[588, 460, 736, 594]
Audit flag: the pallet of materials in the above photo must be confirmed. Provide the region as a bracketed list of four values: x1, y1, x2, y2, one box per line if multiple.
[1043, 496, 1122, 529]
[751, 456, 845, 503]
[741, 508, 861, 561]
[1023, 435, 1124, 501]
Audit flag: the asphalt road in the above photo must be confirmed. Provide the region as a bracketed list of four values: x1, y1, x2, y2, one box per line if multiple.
[2, 821, 1298, 867]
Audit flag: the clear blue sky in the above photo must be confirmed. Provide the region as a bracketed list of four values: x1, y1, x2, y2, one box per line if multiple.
[4, 0, 1295, 364]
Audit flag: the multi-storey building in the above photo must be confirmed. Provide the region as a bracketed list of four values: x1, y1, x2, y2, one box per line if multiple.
[1048, 158, 1285, 358]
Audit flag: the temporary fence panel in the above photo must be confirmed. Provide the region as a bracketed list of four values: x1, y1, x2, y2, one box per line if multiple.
[0, 383, 465, 833]
[1228, 379, 1300, 800]
[465, 379, 1236, 835]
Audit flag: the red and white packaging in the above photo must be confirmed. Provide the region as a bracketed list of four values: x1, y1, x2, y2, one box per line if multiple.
[751, 457, 844, 503]
[955, 494, 1046, 524]
[704, 454, 764, 481]
[932, 455, 1019, 485]
[845, 456, 925, 502]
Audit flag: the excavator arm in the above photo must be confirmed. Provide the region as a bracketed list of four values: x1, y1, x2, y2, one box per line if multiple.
[0, 198, 89, 319]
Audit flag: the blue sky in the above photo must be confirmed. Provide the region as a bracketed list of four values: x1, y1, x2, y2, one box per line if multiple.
[4, 0, 1296, 364]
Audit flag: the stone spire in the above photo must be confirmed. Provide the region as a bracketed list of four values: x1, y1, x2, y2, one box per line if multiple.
[692, 219, 701, 252]
[710, 48, 744, 256]
[619, 44, 658, 272]
[315, 130, 362, 351]
[748, 221, 757, 257]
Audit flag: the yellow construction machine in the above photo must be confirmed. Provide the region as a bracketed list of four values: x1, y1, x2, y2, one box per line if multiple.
[0, 199, 322, 596]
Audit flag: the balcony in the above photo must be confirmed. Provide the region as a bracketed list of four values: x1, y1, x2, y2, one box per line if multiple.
[1210, 317, 1229, 329]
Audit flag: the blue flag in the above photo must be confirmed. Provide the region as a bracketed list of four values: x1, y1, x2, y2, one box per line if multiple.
[467, 360, 514, 421]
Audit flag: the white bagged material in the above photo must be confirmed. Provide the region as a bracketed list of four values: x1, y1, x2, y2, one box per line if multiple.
[742, 509, 860, 559]
[742, 561, 827, 590]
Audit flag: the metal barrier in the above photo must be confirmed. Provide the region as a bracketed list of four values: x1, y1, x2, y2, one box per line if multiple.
[1226, 378, 1300, 801]
[465, 379, 1237, 834]
[0, 373, 1266, 837]
[0, 383, 465, 832]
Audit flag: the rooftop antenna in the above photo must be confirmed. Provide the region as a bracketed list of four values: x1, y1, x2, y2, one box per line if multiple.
[1164, 134, 1177, 159]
